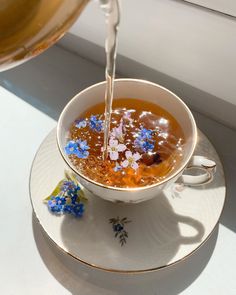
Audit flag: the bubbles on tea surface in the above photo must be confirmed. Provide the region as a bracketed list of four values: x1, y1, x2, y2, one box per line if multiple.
[66, 99, 185, 188]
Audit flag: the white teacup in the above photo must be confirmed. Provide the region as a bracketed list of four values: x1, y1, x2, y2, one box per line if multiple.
[57, 79, 216, 203]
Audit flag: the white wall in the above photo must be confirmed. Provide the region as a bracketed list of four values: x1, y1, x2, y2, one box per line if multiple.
[60, 0, 236, 128]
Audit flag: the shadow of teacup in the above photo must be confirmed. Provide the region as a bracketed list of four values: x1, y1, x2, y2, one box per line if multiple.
[32, 211, 218, 295]
[59, 191, 205, 271]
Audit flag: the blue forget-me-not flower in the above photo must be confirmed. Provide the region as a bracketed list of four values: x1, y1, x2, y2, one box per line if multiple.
[134, 127, 155, 153]
[89, 115, 104, 132]
[65, 139, 89, 159]
[75, 119, 87, 129]
[47, 178, 86, 218]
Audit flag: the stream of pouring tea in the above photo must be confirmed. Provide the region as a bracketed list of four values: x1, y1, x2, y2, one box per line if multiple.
[100, 0, 121, 159]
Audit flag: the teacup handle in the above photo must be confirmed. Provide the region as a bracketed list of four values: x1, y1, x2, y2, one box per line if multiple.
[180, 155, 216, 186]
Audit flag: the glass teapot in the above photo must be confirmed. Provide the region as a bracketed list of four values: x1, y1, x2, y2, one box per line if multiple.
[0, 0, 111, 71]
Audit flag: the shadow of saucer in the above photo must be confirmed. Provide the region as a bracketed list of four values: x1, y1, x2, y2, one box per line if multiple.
[59, 192, 205, 272]
[32, 212, 218, 295]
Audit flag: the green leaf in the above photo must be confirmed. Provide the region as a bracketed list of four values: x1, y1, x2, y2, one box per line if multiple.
[44, 180, 64, 201]
[109, 218, 117, 223]
[78, 189, 87, 202]
[120, 237, 126, 246]
[64, 170, 71, 181]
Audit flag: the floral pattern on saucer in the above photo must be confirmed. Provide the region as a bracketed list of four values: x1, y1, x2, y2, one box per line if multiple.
[109, 217, 131, 246]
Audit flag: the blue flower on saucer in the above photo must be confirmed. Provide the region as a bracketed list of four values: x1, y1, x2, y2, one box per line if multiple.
[113, 223, 124, 232]
[109, 217, 131, 246]
[72, 203, 84, 218]
[61, 180, 81, 197]
[44, 171, 87, 218]
[47, 196, 66, 214]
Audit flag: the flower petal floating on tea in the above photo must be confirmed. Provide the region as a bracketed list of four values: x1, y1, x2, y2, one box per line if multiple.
[65, 139, 89, 159]
[121, 151, 141, 170]
[89, 115, 104, 132]
[75, 119, 87, 129]
[107, 138, 126, 161]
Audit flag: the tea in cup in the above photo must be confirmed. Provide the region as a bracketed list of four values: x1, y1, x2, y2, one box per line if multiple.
[57, 79, 216, 203]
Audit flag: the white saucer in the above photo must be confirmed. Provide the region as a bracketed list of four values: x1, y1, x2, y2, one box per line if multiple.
[30, 129, 225, 273]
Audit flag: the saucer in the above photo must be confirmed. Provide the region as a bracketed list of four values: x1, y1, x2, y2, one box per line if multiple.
[30, 128, 225, 273]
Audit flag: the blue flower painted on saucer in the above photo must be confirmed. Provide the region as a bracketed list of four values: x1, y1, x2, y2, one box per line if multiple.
[113, 223, 124, 232]
[109, 217, 131, 246]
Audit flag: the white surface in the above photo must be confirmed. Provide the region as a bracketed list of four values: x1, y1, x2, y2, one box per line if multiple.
[185, 0, 236, 16]
[0, 45, 236, 294]
[66, 0, 236, 118]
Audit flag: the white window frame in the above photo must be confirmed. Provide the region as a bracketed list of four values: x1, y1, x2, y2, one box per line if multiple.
[180, 0, 236, 17]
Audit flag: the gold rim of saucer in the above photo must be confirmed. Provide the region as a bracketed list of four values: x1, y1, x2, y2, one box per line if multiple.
[32, 208, 223, 274]
[57, 78, 198, 192]
[29, 128, 226, 274]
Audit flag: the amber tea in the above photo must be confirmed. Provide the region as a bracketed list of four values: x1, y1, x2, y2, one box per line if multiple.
[64, 98, 185, 188]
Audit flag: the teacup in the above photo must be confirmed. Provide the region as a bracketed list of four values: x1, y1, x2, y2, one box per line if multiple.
[57, 79, 216, 203]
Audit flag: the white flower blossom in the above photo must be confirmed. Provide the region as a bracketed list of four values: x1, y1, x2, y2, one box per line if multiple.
[107, 139, 126, 161]
[121, 151, 141, 170]
[123, 111, 134, 123]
